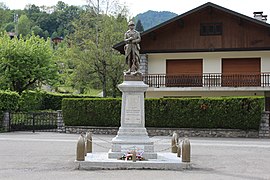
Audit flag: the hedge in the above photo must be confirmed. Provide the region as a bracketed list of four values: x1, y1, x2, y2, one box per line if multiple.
[62, 98, 121, 127]
[19, 91, 96, 111]
[0, 91, 20, 111]
[62, 97, 264, 130]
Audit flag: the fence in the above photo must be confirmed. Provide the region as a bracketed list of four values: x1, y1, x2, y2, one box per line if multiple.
[2, 111, 64, 133]
[144, 73, 270, 88]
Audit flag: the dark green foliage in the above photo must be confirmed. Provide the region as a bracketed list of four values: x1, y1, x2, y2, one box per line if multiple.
[135, 10, 178, 30]
[62, 97, 264, 130]
[0, 33, 58, 94]
[4, 22, 15, 32]
[0, 90, 20, 111]
[19, 91, 96, 111]
[62, 98, 121, 127]
[135, 19, 144, 32]
[19, 91, 45, 111]
[0, 1, 83, 38]
[145, 97, 263, 130]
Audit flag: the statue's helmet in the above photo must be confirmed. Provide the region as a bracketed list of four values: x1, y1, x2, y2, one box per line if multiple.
[128, 21, 135, 26]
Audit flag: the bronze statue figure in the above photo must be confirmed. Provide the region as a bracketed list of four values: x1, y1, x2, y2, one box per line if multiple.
[124, 21, 141, 75]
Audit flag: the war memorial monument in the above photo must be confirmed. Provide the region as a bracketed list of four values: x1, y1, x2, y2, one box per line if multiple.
[75, 21, 191, 170]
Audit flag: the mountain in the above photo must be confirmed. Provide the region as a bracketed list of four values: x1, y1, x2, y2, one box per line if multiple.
[135, 10, 178, 31]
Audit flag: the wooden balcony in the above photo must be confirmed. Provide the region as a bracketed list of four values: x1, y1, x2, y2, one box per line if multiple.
[144, 73, 270, 88]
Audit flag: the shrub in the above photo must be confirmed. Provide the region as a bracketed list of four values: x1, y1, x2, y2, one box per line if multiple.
[19, 91, 96, 111]
[145, 97, 264, 130]
[0, 91, 20, 111]
[19, 91, 45, 111]
[62, 97, 264, 130]
[62, 98, 121, 127]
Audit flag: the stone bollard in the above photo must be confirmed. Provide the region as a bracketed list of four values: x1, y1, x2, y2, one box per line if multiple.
[182, 137, 191, 162]
[85, 132, 92, 154]
[177, 139, 181, 158]
[171, 131, 179, 153]
[132, 150, 136, 162]
[76, 134, 85, 161]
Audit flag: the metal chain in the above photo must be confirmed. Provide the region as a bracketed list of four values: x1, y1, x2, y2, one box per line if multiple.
[87, 139, 111, 150]
[93, 136, 112, 144]
[156, 146, 171, 152]
[155, 140, 183, 152]
[152, 138, 167, 144]
[156, 144, 175, 152]
[83, 135, 183, 152]
[92, 142, 111, 150]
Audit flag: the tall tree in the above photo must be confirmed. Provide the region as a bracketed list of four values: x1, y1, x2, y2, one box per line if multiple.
[0, 3, 13, 31]
[69, 1, 128, 97]
[16, 15, 32, 36]
[135, 19, 144, 32]
[31, 25, 43, 36]
[25, 4, 42, 23]
[0, 33, 59, 94]
[4, 22, 15, 32]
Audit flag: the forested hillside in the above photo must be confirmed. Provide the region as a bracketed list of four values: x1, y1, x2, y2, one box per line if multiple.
[0, 1, 84, 38]
[135, 10, 178, 30]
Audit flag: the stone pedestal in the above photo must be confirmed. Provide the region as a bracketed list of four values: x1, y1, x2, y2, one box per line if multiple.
[3, 112, 10, 132]
[108, 80, 157, 159]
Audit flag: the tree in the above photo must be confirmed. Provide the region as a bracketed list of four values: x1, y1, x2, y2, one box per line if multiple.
[43, 30, 50, 39]
[4, 22, 15, 32]
[25, 4, 42, 23]
[0, 3, 13, 31]
[36, 13, 59, 35]
[70, 7, 127, 97]
[0, 2, 8, 10]
[0, 33, 59, 94]
[68, 0, 128, 97]
[135, 19, 144, 32]
[51, 31, 59, 38]
[16, 15, 32, 36]
[31, 25, 43, 36]
[55, 1, 67, 11]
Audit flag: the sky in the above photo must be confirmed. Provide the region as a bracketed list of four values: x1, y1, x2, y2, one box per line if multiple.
[1, 0, 270, 21]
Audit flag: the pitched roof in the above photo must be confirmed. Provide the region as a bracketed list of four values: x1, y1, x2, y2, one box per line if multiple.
[113, 2, 270, 53]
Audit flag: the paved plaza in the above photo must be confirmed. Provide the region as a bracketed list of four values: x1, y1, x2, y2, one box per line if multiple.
[0, 132, 269, 180]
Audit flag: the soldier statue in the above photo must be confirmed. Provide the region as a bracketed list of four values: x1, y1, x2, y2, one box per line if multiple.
[124, 21, 141, 75]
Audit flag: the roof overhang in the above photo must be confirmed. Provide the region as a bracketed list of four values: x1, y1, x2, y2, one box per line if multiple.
[113, 2, 270, 54]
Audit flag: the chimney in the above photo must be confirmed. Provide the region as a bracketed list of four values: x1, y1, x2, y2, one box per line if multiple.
[262, 15, 267, 22]
[253, 11, 267, 22]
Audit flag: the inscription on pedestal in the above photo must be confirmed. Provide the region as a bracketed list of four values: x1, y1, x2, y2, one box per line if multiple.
[121, 145, 144, 153]
[125, 94, 141, 124]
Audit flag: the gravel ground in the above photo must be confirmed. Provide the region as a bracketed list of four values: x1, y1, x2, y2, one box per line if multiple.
[0, 132, 270, 180]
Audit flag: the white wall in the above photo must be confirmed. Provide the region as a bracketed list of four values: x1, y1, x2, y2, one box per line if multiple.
[147, 51, 270, 74]
[147, 57, 165, 74]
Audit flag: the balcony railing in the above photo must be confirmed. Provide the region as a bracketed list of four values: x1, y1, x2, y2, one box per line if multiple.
[144, 73, 270, 88]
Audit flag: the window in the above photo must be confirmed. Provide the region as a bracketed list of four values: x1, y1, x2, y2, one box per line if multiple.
[200, 23, 222, 36]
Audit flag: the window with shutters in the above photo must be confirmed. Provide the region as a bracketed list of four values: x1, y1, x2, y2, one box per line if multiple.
[200, 23, 223, 36]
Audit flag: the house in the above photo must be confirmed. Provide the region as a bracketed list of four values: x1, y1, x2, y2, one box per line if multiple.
[113, 2, 270, 111]
[52, 37, 63, 45]
[7, 32, 16, 39]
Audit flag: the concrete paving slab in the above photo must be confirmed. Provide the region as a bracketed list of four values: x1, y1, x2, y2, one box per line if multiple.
[75, 152, 191, 170]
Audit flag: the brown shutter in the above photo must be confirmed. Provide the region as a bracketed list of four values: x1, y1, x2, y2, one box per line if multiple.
[166, 59, 203, 87]
[222, 58, 261, 86]
[166, 59, 202, 74]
